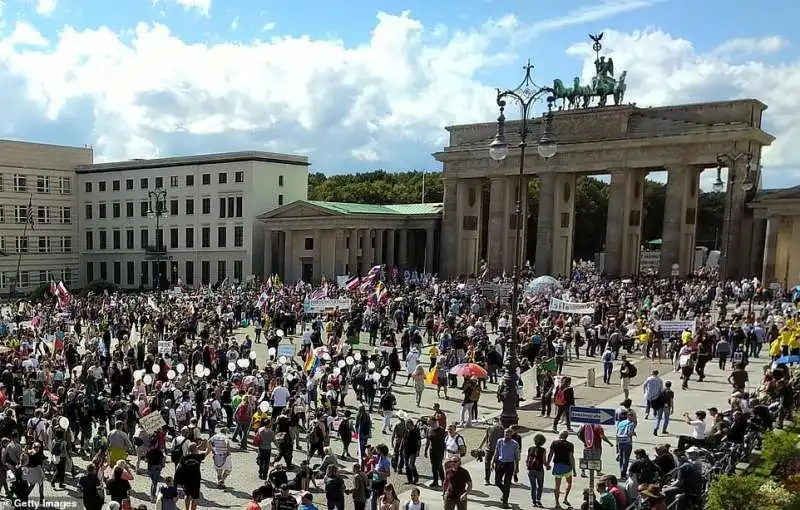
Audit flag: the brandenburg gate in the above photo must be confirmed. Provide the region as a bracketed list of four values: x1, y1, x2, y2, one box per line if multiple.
[435, 37, 774, 280]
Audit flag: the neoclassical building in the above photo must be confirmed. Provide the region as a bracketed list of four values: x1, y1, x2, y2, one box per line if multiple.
[749, 186, 800, 287]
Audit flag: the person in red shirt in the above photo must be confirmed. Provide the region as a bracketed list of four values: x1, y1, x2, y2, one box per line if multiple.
[245, 489, 264, 510]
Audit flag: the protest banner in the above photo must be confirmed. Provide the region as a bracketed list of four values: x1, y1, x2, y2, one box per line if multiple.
[549, 297, 595, 315]
[303, 299, 352, 313]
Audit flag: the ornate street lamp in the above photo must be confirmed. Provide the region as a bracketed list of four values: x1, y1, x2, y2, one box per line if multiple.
[147, 188, 168, 296]
[488, 60, 557, 427]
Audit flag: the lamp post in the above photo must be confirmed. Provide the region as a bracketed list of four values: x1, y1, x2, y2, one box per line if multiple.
[147, 188, 168, 296]
[488, 61, 557, 427]
[715, 152, 758, 281]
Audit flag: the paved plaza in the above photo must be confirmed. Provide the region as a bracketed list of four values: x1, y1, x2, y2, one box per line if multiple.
[36, 324, 767, 510]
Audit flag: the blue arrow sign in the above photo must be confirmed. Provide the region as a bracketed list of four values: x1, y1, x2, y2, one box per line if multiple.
[569, 406, 615, 425]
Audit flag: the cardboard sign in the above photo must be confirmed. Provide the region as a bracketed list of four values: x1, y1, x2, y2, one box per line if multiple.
[139, 412, 167, 435]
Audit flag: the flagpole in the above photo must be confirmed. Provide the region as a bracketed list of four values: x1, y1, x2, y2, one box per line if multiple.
[421, 170, 425, 204]
[11, 193, 33, 298]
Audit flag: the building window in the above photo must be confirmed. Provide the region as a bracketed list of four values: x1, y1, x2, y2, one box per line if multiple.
[15, 236, 27, 253]
[170, 200, 178, 216]
[304, 238, 314, 250]
[62, 268, 71, 286]
[278, 194, 284, 206]
[217, 260, 226, 282]
[85, 231, 93, 251]
[170, 228, 178, 248]
[155, 177, 163, 189]
[186, 175, 194, 186]
[235, 196, 243, 217]
[61, 236, 71, 253]
[202, 173, 211, 185]
[85, 204, 92, 220]
[38, 237, 50, 253]
[98, 203, 107, 219]
[201, 198, 210, 214]
[201, 227, 210, 248]
[99, 262, 107, 281]
[140, 261, 148, 287]
[235, 171, 244, 183]
[98, 181, 106, 192]
[140, 178, 148, 189]
[170, 176, 179, 187]
[126, 261, 135, 285]
[59, 177, 71, 194]
[185, 261, 194, 285]
[99, 230, 107, 250]
[234, 260, 243, 282]
[113, 229, 121, 250]
[185, 227, 194, 248]
[84, 181, 92, 193]
[37, 206, 50, 224]
[201, 260, 210, 285]
[185, 199, 194, 215]
[124, 202, 133, 218]
[218, 172, 227, 184]
[227, 197, 234, 219]
[14, 205, 29, 224]
[112, 180, 120, 191]
[140, 201, 149, 217]
[39, 270, 47, 286]
[156, 229, 164, 248]
[140, 229, 148, 249]
[0, 207, 4, 223]
[14, 175, 27, 192]
[217, 226, 226, 248]
[126, 179, 134, 190]
[112, 202, 121, 218]
[219, 198, 226, 218]
[113, 262, 121, 285]
[126, 229, 134, 249]
[60, 207, 71, 224]
[278, 175, 284, 186]
[86, 262, 94, 282]
[36, 176, 50, 193]
[234, 226, 244, 247]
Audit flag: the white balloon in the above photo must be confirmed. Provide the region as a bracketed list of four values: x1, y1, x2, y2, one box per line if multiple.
[345, 356, 354, 366]
[203, 368, 211, 377]
[276, 329, 285, 337]
[143, 374, 153, 385]
[227, 362, 236, 372]
[322, 353, 331, 361]
[259, 401, 269, 413]
[371, 373, 381, 381]
[333, 367, 341, 376]
[249, 351, 257, 360]
[278, 356, 287, 365]
[354, 352, 362, 361]
[337, 360, 346, 368]
[176, 363, 186, 374]
[133, 370, 144, 381]
[381, 368, 390, 377]
[237, 358, 250, 368]
[194, 364, 204, 377]
[152, 365, 161, 374]
[368, 361, 376, 370]
[167, 370, 176, 380]
[286, 374, 295, 381]
[58, 417, 69, 430]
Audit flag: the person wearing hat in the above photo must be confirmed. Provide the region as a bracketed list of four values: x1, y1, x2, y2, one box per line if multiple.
[639, 484, 667, 510]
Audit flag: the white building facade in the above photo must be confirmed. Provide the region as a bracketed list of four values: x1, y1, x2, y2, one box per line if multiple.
[75, 151, 308, 289]
[0, 140, 91, 295]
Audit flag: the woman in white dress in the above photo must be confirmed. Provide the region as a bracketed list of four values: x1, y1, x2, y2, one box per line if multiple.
[209, 428, 232, 487]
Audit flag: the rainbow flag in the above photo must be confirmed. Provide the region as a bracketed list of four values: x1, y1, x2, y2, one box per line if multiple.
[304, 353, 320, 374]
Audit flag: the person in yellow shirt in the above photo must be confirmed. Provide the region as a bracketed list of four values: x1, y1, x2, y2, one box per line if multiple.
[780, 327, 792, 357]
[769, 338, 782, 360]
[428, 345, 440, 370]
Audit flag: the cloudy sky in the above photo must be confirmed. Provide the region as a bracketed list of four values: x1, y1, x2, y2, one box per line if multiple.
[1, 0, 798, 187]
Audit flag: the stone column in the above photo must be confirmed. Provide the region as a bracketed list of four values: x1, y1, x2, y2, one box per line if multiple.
[659, 166, 700, 277]
[386, 229, 396, 268]
[263, 230, 272, 277]
[762, 216, 780, 284]
[605, 169, 647, 277]
[604, 170, 627, 277]
[399, 229, 409, 268]
[720, 158, 755, 280]
[283, 230, 294, 282]
[348, 228, 358, 275]
[334, 229, 345, 275]
[487, 176, 507, 274]
[440, 179, 459, 277]
[360, 229, 372, 275]
[551, 173, 576, 278]
[374, 229, 384, 265]
[312, 229, 321, 282]
[425, 227, 435, 274]
[535, 173, 555, 275]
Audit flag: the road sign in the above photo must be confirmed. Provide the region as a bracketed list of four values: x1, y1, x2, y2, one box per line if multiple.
[570, 406, 615, 425]
[579, 458, 602, 472]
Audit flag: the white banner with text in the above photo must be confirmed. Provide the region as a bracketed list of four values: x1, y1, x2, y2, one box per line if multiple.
[549, 297, 595, 315]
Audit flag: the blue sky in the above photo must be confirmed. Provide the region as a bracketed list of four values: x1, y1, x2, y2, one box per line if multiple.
[3, 0, 800, 186]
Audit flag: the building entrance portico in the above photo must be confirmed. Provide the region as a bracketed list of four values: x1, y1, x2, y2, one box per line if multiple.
[436, 99, 774, 279]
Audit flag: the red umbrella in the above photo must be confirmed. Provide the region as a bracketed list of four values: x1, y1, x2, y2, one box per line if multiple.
[449, 363, 488, 379]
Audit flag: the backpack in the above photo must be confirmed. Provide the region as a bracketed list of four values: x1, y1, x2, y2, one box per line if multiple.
[627, 364, 638, 378]
[602, 351, 613, 363]
[236, 403, 250, 422]
[555, 344, 565, 356]
[405, 503, 425, 510]
[170, 438, 188, 464]
[455, 434, 466, 456]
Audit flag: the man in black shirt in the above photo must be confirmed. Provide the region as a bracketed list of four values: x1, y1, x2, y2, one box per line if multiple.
[272, 484, 299, 510]
[664, 454, 703, 508]
[424, 416, 446, 487]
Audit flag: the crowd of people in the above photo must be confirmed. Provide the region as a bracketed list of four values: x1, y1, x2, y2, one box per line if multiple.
[0, 266, 794, 510]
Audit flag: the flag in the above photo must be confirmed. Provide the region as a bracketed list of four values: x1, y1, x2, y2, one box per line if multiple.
[367, 265, 382, 278]
[55, 281, 71, 307]
[255, 292, 269, 309]
[49, 280, 57, 297]
[426, 369, 438, 385]
[307, 287, 327, 300]
[304, 353, 320, 374]
[345, 277, 361, 291]
[25, 195, 35, 230]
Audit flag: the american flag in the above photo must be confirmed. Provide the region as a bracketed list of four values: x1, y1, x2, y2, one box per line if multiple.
[25, 195, 35, 230]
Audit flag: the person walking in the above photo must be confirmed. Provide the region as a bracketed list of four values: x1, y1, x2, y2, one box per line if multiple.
[619, 357, 636, 400]
[526, 434, 547, 508]
[577, 422, 612, 478]
[491, 428, 520, 509]
[654, 381, 674, 435]
[552, 377, 575, 432]
[642, 370, 664, 419]
[716, 336, 731, 370]
[615, 409, 636, 479]
[424, 417, 446, 488]
[601, 346, 614, 384]
[546, 430, 576, 509]
[442, 456, 472, 510]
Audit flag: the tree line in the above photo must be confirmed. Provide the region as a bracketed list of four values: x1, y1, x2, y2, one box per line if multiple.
[308, 171, 725, 261]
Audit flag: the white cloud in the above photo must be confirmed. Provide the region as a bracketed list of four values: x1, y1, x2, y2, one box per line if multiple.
[3, 21, 48, 47]
[712, 36, 788, 57]
[35, 0, 56, 16]
[262, 22, 277, 32]
[230, 16, 238, 30]
[161, 0, 211, 16]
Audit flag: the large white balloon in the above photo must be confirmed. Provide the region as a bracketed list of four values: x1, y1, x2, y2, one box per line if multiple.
[203, 368, 211, 377]
[322, 353, 331, 361]
[133, 370, 144, 381]
[368, 362, 376, 370]
[227, 362, 236, 372]
[152, 365, 161, 374]
[276, 329, 285, 338]
[354, 352, 362, 361]
[333, 367, 341, 376]
[259, 401, 269, 413]
[58, 417, 69, 430]
[278, 356, 287, 365]
[194, 364, 204, 377]
[381, 368, 390, 377]
[268, 347, 277, 357]
[167, 370, 176, 380]
[337, 360, 346, 368]
[237, 359, 250, 369]
[249, 351, 257, 360]
[143, 374, 153, 385]
[371, 373, 381, 382]
[176, 363, 186, 374]
[345, 356, 354, 366]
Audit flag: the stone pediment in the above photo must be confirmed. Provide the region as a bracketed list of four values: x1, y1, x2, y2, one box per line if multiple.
[258, 201, 338, 220]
